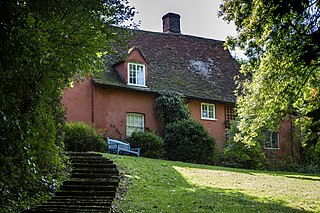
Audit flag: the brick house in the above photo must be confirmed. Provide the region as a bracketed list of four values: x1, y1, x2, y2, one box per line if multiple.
[62, 13, 300, 158]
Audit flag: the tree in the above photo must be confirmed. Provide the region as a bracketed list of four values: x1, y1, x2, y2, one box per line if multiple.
[219, 0, 320, 166]
[0, 0, 134, 211]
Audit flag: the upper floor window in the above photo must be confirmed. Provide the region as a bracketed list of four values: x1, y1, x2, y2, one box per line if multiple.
[128, 62, 146, 87]
[201, 103, 216, 120]
[264, 132, 279, 149]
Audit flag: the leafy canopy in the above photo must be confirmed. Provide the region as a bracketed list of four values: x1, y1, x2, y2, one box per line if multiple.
[219, 0, 320, 149]
[0, 0, 134, 211]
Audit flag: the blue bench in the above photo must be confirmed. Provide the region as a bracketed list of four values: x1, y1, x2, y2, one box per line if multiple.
[106, 138, 141, 157]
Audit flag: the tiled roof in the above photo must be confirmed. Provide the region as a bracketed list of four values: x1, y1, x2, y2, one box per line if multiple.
[93, 29, 240, 104]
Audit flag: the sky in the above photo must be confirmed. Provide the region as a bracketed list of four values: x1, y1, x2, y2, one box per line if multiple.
[126, 0, 237, 41]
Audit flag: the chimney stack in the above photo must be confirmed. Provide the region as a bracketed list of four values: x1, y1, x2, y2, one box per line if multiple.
[162, 13, 181, 34]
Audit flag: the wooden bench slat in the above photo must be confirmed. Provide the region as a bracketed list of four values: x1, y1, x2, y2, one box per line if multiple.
[106, 138, 140, 157]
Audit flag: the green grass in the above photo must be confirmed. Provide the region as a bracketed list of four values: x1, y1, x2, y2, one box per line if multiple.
[103, 154, 320, 213]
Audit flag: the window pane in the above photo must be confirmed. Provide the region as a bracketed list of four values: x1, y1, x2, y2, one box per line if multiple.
[209, 111, 213, 118]
[128, 63, 145, 86]
[137, 65, 144, 85]
[265, 132, 279, 149]
[202, 105, 205, 111]
[201, 103, 215, 119]
[208, 105, 214, 118]
[202, 105, 207, 118]
[271, 132, 279, 148]
[126, 113, 144, 137]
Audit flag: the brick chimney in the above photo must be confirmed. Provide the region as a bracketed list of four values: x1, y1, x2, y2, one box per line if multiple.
[162, 13, 181, 34]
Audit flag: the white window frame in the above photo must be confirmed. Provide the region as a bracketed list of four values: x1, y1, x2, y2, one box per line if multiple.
[201, 103, 216, 120]
[126, 113, 145, 137]
[264, 132, 280, 150]
[127, 62, 146, 87]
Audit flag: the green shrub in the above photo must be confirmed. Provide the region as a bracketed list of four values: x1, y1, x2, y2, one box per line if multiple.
[126, 131, 164, 159]
[268, 148, 320, 174]
[300, 144, 320, 173]
[64, 122, 106, 152]
[164, 119, 216, 164]
[222, 120, 267, 169]
[222, 141, 267, 169]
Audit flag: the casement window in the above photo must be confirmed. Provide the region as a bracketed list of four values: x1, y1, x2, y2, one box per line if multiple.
[126, 113, 144, 137]
[264, 132, 279, 149]
[201, 103, 216, 120]
[128, 62, 146, 87]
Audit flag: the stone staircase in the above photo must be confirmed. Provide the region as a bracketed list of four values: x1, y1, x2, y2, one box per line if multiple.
[24, 152, 119, 213]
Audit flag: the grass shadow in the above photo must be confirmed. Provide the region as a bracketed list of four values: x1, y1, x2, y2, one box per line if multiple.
[187, 187, 310, 213]
[284, 175, 320, 182]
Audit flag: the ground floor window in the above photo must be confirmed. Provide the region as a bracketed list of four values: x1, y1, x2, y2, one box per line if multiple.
[201, 103, 216, 120]
[126, 113, 144, 137]
[264, 132, 279, 149]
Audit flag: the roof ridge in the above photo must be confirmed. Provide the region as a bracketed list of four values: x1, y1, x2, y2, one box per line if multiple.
[123, 27, 226, 43]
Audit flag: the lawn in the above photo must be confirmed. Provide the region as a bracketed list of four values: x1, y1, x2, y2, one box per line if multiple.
[103, 154, 320, 213]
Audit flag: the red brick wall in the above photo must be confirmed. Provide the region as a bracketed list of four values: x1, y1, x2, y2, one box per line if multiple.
[92, 87, 160, 139]
[264, 117, 301, 163]
[62, 80, 299, 159]
[61, 78, 93, 123]
[188, 100, 227, 150]
[62, 81, 228, 146]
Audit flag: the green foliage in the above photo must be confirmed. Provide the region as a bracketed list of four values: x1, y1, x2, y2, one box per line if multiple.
[0, 0, 134, 211]
[299, 110, 320, 170]
[302, 144, 320, 171]
[154, 91, 190, 126]
[0, 104, 70, 212]
[222, 120, 267, 170]
[164, 119, 216, 164]
[219, 0, 320, 164]
[64, 122, 107, 152]
[155, 92, 216, 163]
[126, 131, 164, 159]
[268, 155, 320, 174]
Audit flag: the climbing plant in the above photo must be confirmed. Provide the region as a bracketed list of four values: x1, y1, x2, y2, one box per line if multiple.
[154, 91, 190, 126]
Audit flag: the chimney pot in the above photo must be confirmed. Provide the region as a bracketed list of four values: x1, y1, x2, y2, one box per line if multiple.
[162, 13, 181, 34]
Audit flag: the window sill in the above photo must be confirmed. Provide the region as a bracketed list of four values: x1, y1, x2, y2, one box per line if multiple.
[201, 118, 217, 121]
[264, 147, 280, 150]
[127, 84, 147, 88]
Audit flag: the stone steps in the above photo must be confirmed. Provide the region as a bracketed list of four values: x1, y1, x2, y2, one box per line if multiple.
[71, 163, 117, 168]
[59, 185, 116, 191]
[63, 179, 119, 186]
[24, 152, 119, 213]
[43, 200, 112, 205]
